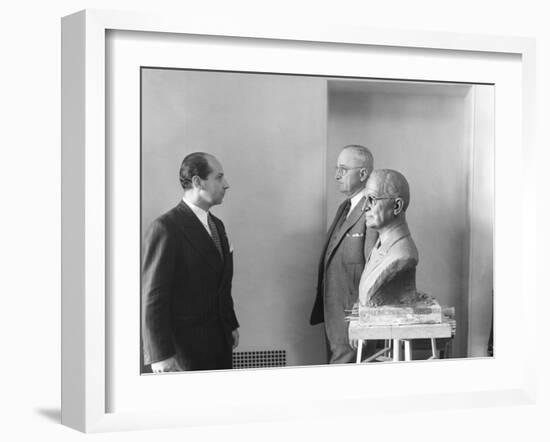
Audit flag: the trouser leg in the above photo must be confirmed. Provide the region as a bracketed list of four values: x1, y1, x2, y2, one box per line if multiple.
[328, 342, 356, 364]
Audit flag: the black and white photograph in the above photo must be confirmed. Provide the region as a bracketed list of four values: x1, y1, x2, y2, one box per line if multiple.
[2, 0, 544, 439]
[140, 68, 494, 374]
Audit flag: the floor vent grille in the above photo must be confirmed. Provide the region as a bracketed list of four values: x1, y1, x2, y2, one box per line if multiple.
[233, 350, 286, 369]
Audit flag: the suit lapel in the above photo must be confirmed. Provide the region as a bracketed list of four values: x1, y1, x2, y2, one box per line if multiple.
[173, 201, 223, 271]
[367, 224, 411, 269]
[319, 200, 349, 265]
[378, 224, 411, 256]
[327, 200, 349, 242]
[340, 196, 365, 235]
[325, 196, 366, 264]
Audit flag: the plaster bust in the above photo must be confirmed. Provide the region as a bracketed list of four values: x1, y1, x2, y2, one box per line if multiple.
[358, 169, 421, 306]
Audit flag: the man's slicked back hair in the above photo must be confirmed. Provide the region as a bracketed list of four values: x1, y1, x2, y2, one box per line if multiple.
[179, 152, 213, 190]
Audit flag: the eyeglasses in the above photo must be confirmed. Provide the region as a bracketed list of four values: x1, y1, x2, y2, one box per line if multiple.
[363, 195, 396, 209]
[335, 166, 363, 177]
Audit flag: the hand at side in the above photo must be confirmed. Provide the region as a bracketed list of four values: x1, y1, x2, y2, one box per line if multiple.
[151, 356, 182, 373]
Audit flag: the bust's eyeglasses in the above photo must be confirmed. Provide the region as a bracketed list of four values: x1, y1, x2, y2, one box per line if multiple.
[335, 166, 363, 177]
[363, 195, 396, 209]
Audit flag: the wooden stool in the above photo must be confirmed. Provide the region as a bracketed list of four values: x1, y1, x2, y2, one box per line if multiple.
[352, 322, 453, 363]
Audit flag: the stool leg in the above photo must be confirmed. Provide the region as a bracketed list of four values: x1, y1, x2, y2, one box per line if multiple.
[431, 338, 438, 359]
[404, 340, 412, 361]
[393, 339, 401, 361]
[356, 339, 363, 363]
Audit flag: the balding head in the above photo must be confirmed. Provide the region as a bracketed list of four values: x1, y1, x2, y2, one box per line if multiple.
[368, 169, 410, 211]
[342, 144, 374, 174]
[335, 144, 374, 197]
[364, 169, 411, 231]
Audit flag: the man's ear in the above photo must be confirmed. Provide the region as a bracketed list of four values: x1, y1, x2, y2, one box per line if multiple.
[191, 175, 202, 189]
[359, 168, 369, 182]
[393, 197, 404, 215]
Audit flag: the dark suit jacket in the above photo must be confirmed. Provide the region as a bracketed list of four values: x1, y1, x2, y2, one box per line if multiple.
[141, 200, 239, 369]
[310, 197, 377, 344]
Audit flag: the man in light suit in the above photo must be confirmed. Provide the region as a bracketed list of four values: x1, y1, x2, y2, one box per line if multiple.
[310, 145, 378, 364]
[358, 169, 419, 307]
[142, 152, 239, 373]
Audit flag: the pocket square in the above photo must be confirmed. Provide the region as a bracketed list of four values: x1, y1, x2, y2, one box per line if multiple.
[347, 233, 364, 238]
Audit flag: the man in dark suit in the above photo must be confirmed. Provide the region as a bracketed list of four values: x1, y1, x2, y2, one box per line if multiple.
[142, 152, 239, 373]
[310, 145, 377, 364]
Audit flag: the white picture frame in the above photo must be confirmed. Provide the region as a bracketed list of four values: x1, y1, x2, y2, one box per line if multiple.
[61, 9, 537, 433]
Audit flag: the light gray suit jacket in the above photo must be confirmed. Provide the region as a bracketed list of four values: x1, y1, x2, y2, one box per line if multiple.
[310, 197, 377, 345]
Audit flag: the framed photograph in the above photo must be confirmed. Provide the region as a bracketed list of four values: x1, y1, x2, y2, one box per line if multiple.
[61, 9, 536, 432]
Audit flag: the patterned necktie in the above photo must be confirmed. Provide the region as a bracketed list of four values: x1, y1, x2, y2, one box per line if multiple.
[336, 199, 351, 231]
[207, 213, 224, 259]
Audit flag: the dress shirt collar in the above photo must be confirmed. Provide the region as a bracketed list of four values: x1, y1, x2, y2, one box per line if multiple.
[182, 196, 211, 234]
[378, 221, 411, 253]
[347, 191, 364, 217]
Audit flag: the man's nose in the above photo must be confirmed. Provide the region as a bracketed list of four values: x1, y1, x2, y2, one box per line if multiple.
[223, 179, 230, 189]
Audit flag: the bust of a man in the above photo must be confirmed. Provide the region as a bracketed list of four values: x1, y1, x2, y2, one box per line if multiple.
[358, 169, 421, 306]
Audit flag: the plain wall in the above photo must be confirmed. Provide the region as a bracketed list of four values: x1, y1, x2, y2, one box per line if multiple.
[327, 80, 493, 357]
[141, 69, 328, 367]
[467, 85, 495, 356]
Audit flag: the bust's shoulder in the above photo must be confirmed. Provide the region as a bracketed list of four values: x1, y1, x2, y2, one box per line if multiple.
[388, 235, 418, 264]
